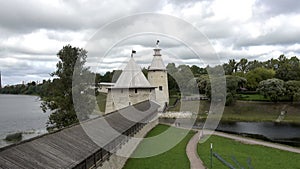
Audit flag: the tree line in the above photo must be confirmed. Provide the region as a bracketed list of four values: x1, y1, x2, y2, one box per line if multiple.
[1, 44, 300, 129]
[0, 80, 51, 95]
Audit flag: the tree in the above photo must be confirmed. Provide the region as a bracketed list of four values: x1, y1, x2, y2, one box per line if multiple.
[190, 65, 207, 76]
[225, 75, 246, 105]
[247, 60, 263, 71]
[223, 59, 237, 75]
[237, 58, 248, 74]
[197, 75, 209, 94]
[257, 78, 285, 102]
[41, 45, 93, 129]
[166, 63, 179, 93]
[264, 58, 279, 70]
[230, 59, 238, 73]
[245, 67, 275, 90]
[275, 55, 300, 81]
[285, 80, 300, 102]
[176, 65, 195, 94]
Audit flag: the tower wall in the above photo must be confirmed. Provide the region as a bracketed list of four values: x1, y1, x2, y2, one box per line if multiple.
[105, 88, 155, 114]
[148, 70, 169, 111]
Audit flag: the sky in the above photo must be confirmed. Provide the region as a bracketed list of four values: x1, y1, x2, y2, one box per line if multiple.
[1, 0, 300, 85]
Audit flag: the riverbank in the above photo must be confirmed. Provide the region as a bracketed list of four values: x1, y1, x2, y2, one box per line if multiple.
[168, 100, 300, 124]
[159, 118, 300, 147]
[0, 94, 49, 148]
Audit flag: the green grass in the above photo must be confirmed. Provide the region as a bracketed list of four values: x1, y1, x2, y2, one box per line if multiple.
[123, 124, 195, 169]
[96, 92, 107, 113]
[198, 135, 300, 169]
[238, 94, 270, 101]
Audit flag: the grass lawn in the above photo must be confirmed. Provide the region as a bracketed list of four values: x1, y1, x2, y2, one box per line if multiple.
[237, 93, 270, 101]
[123, 124, 195, 169]
[198, 135, 300, 169]
[96, 92, 107, 113]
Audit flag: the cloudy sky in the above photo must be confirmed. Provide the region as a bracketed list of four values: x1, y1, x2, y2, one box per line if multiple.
[1, 0, 300, 85]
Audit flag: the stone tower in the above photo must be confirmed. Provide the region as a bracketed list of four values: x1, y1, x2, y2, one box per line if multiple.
[105, 54, 155, 114]
[148, 41, 169, 111]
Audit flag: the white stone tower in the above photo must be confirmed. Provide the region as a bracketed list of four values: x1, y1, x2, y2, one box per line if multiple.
[148, 40, 169, 111]
[105, 52, 155, 114]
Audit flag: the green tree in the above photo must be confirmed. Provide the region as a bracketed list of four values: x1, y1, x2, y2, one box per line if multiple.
[258, 78, 285, 102]
[275, 55, 300, 81]
[190, 65, 207, 76]
[245, 67, 275, 90]
[175, 65, 195, 94]
[264, 58, 279, 70]
[285, 80, 300, 102]
[237, 58, 248, 74]
[41, 45, 93, 129]
[223, 59, 237, 75]
[225, 75, 246, 105]
[197, 75, 209, 94]
[247, 60, 263, 71]
[166, 63, 179, 93]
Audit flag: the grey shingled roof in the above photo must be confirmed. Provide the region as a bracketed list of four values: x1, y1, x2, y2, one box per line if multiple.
[113, 57, 154, 89]
[0, 100, 159, 169]
[149, 49, 166, 71]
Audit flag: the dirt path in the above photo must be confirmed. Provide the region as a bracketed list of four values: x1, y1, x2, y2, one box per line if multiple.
[186, 131, 206, 169]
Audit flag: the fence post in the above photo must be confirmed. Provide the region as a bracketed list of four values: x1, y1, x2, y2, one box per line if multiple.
[210, 143, 213, 169]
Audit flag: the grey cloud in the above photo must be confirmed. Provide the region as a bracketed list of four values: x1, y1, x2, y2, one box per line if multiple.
[0, 0, 165, 33]
[236, 27, 300, 47]
[255, 0, 300, 16]
[1, 0, 300, 84]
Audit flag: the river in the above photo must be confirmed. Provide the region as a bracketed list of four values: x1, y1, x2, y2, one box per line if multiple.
[0, 94, 50, 148]
[159, 118, 300, 147]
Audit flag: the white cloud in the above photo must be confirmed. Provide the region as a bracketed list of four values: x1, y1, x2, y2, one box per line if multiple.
[1, 0, 300, 85]
[211, 0, 254, 22]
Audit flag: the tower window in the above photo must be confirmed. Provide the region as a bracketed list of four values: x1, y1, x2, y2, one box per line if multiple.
[159, 86, 163, 91]
[121, 89, 123, 93]
[135, 89, 138, 93]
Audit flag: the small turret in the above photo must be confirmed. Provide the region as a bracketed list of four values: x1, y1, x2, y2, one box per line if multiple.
[148, 40, 169, 111]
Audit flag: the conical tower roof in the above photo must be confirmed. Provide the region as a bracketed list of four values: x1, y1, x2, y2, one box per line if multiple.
[113, 57, 154, 89]
[149, 48, 166, 71]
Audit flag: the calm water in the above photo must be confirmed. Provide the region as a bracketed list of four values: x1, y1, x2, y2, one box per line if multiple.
[160, 118, 300, 146]
[216, 122, 300, 140]
[0, 94, 50, 147]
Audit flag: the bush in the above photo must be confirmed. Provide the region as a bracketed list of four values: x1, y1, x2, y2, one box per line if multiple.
[5, 132, 22, 142]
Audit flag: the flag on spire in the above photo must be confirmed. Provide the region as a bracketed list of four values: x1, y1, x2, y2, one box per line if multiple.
[131, 50, 136, 57]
